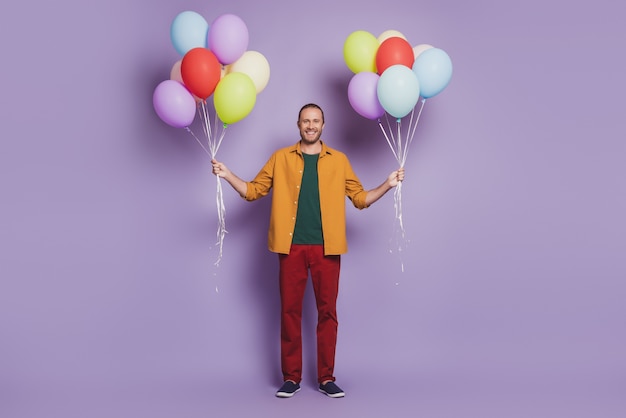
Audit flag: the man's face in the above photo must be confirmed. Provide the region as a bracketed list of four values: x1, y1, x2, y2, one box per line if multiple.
[297, 108, 325, 145]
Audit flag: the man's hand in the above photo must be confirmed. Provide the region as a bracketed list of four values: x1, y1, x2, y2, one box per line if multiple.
[388, 167, 405, 187]
[211, 159, 230, 178]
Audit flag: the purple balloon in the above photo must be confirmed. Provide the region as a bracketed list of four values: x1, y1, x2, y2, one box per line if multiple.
[153, 80, 196, 128]
[348, 72, 385, 120]
[208, 14, 249, 65]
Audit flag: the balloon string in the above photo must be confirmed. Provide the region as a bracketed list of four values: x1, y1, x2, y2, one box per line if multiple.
[379, 118, 406, 273]
[378, 120, 400, 163]
[380, 101, 428, 274]
[384, 113, 397, 153]
[407, 106, 416, 137]
[396, 119, 402, 166]
[200, 101, 213, 149]
[378, 100, 429, 273]
[213, 124, 228, 156]
[185, 127, 213, 158]
[194, 101, 229, 267]
[393, 181, 406, 273]
[214, 175, 228, 266]
[403, 107, 416, 166]
[213, 109, 221, 153]
[403, 98, 426, 166]
[394, 181, 405, 233]
[394, 118, 406, 248]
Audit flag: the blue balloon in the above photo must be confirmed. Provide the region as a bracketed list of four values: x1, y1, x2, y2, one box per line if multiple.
[170, 11, 209, 56]
[412, 48, 452, 99]
[377, 65, 420, 119]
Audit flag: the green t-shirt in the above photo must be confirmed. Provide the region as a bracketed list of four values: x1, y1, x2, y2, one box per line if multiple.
[292, 153, 323, 244]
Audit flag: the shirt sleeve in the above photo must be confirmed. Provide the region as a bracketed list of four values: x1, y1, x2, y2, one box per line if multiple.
[244, 153, 275, 201]
[343, 156, 369, 209]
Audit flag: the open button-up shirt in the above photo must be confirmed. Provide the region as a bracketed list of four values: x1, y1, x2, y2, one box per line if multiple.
[244, 141, 369, 255]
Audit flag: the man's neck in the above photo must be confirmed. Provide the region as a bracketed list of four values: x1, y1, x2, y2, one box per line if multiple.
[300, 140, 322, 155]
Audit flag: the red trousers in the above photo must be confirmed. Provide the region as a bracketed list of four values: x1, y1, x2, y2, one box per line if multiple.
[279, 244, 341, 384]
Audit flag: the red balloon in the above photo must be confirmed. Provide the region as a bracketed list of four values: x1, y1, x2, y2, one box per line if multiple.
[376, 37, 415, 74]
[181, 48, 221, 99]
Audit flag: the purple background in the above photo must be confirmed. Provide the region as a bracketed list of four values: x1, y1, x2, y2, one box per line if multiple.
[1, 0, 625, 417]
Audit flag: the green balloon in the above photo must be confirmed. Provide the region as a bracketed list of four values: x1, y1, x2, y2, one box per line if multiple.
[343, 30, 379, 73]
[214, 72, 257, 124]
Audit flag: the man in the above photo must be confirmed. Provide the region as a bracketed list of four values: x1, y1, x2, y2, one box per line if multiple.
[211, 103, 404, 398]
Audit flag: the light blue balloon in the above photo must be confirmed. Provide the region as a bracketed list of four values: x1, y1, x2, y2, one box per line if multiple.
[412, 48, 452, 99]
[170, 11, 209, 56]
[377, 65, 421, 119]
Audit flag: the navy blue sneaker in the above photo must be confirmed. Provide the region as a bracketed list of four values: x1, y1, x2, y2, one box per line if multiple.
[276, 381, 301, 398]
[318, 381, 345, 398]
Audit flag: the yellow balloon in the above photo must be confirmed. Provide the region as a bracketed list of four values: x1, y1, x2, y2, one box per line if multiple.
[213, 72, 256, 124]
[343, 30, 378, 73]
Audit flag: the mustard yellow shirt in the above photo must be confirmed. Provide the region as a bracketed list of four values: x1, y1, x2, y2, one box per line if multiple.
[244, 141, 369, 255]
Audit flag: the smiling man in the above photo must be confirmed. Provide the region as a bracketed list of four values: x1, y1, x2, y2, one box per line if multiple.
[211, 103, 404, 398]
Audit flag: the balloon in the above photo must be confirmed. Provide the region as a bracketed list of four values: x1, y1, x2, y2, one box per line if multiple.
[208, 14, 249, 65]
[412, 48, 453, 98]
[214, 72, 256, 124]
[170, 11, 209, 56]
[181, 48, 221, 99]
[228, 50, 271, 93]
[171, 60, 205, 102]
[376, 37, 414, 74]
[377, 65, 420, 119]
[153, 80, 196, 128]
[378, 30, 407, 43]
[170, 60, 183, 83]
[347, 72, 385, 120]
[412, 44, 434, 59]
[343, 30, 379, 73]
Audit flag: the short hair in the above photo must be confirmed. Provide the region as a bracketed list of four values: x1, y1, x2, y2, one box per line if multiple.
[298, 103, 324, 123]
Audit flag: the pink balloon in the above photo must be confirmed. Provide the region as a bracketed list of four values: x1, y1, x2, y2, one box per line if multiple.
[170, 60, 183, 83]
[348, 72, 385, 120]
[208, 14, 249, 65]
[153, 80, 196, 128]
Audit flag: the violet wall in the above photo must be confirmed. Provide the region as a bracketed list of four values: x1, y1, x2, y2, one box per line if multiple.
[1, 0, 624, 417]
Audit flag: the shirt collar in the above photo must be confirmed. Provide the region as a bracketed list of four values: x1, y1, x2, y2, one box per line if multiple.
[292, 140, 332, 157]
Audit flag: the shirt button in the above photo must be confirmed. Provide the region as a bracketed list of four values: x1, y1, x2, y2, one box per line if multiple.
[289, 232, 292, 236]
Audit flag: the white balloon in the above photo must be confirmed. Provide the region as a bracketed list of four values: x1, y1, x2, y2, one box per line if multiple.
[228, 51, 271, 93]
[378, 30, 407, 44]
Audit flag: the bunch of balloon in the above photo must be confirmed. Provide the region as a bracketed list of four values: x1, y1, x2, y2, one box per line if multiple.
[153, 11, 271, 266]
[343, 29, 452, 271]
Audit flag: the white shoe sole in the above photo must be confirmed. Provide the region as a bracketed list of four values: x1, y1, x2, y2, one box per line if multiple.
[318, 388, 345, 398]
[276, 388, 301, 398]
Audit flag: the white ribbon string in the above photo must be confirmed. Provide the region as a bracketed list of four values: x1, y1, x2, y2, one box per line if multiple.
[377, 99, 428, 273]
[403, 98, 426, 166]
[393, 181, 405, 273]
[378, 120, 400, 163]
[185, 127, 212, 158]
[214, 175, 227, 266]
[186, 101, 229, 268]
